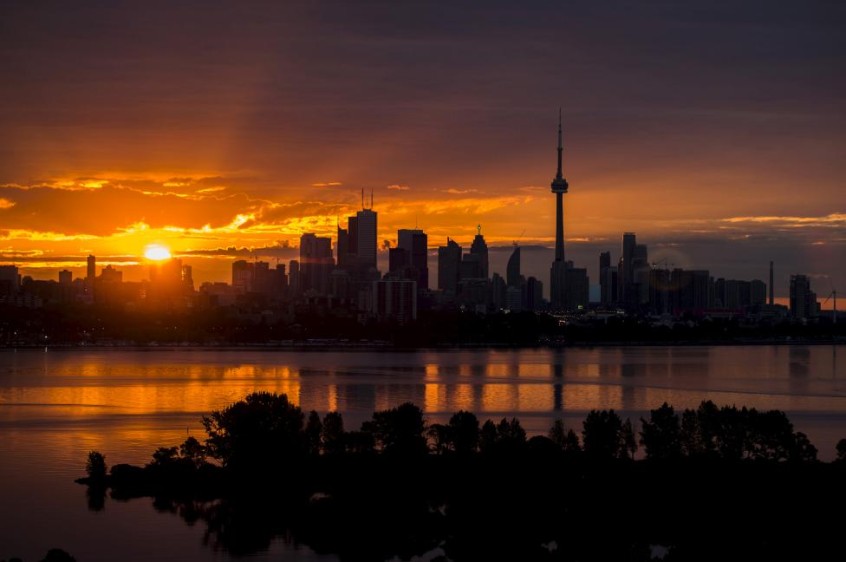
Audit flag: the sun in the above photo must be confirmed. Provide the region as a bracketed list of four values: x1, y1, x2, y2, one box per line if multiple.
[144, 244, 172, 261]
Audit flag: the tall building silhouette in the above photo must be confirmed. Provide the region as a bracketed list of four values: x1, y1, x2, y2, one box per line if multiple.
[87, 255, 96, 281]
[469, 225, 489, 280]
[437, 238, 462, 296]
[299, 233, 334, 295]
[789, 274, 818, 319]
[397, 228, 428, 290]
[549, 111, 569, 310]
[506, 244, 521, 288]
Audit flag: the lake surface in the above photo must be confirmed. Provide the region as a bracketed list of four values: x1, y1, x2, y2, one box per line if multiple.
[1, 346, 845, 561]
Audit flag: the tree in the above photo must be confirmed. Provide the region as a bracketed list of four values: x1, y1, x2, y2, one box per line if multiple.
[202, 392, 305, 471]
[549, 419, 568, 448]
[321, 412, 346, 455]
[150, 446, 179, 467]
[305, 410, 323, 455]
[448, 410, 480, 454]
[582, 409, 626, 459]
[362, 402, 427, 456]
[837, 438, 846, 463]
[86, 451, 107, 481]
[179, 436, 206, 468]
[479, 420, 498, 453]
[621, 418, 638, 460]
[640, 403, 681, 460]
[428, 423, 450, 455]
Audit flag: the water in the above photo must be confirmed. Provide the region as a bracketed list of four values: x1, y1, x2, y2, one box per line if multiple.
[1, 346, 844, 561]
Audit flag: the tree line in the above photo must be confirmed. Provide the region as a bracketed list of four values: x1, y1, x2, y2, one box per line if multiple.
[85, 391, 843, 485]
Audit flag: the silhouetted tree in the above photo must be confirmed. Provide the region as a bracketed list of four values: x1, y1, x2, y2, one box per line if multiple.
[305, 411, 322, 456]
[85, 450, 107, 481]
[548, 419, 568, 447]
[680, 401, 720, 458]
[150, 446, 179, 467]
[640, 403, 682, 460]
[202, 392, 305, 471]
[363, 402, 427, 456]
[448, 410, 480, 454]
[496, 417, 527, 446]
[321, 412, 346, 455]
[837, 438, 846, 463]
[479, 419, 498, 453]
[621, 418, 638, 460]
[428, 423, 450, 455]
[345, 430, 375, 454]
[582, 409, 627, 459]
[791, 432, 818, 462]
[179, 436, 206, 468]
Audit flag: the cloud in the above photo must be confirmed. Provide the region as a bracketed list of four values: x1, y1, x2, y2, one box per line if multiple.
[721, 213, 846, 228]
[0, 197, 15, 209]
[387, 184, 411, 191]
[312, 182, 343, 188]
[439, 188, 478, 195]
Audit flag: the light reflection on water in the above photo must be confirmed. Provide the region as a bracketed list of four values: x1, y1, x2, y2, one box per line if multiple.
[0, 346, 844, 561]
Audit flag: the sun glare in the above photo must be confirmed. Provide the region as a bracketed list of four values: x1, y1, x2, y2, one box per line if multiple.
[144, 244, 172, 261]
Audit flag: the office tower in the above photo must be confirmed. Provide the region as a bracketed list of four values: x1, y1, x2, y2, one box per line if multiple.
[564, 263, 589, 310]
[232, 260, 254, 293]
[549, 111, 569, 310]
[599, 251, 617, 305]
[750, 279, 766, 306]
[437, 238, 462, 296]
[491, 273, 507, 310]
[769, 261, 774, 305]
[299, 233, 334, 295]
[355, 208, 377, 269]
[337, 225, 351, 268]
[526, 276, 544, 311]
[388, 247, 409, 274]
[619, 233, 636, 304]
[506, 244, 521, 288]
[373, 278, 417, 323]
[59, 270, 72, 285]
[469, 226, 489, 280]
[790, 274, 818, 319]
[288, 260, 300, 295]
[398, 228, 428, 290]
[0, 265, 19, 296]
[87, 255, 96, 281]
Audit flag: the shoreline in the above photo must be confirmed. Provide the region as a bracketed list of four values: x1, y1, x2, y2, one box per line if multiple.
[2, 337, 845, 352]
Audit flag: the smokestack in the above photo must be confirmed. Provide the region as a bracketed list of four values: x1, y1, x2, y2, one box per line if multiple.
[769, 261, 774, 305]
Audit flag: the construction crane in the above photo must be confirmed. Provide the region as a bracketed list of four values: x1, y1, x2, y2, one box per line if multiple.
[822, 288, 837, 324]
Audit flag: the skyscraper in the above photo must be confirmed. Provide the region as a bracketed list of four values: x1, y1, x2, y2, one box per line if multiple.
[398, 228, 428, 290]
[790, 274, 818, 319]
[355, 208, 377, 269]
[469, 225, 489, 280]
[437, 238, 462, 296]
[549, 111, 569, 310]
[299, 233, 334, 295]
[506, 244, 521, 288]
[87, 255, 96, 281]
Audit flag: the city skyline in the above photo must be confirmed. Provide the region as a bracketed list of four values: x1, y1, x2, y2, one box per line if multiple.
[0, 2, 843, 303]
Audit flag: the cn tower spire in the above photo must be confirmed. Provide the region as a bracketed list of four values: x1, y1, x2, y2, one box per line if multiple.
[556, 107, 563, 180]
[550, 109, 569, 310]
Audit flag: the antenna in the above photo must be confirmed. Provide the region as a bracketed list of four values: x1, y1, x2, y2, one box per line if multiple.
[477, 224, 481, 236]
[361, 188, 364, 209]
[370, 188, 374, 210]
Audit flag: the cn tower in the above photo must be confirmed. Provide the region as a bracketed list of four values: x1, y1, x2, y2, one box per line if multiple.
[550, 110, 569, 310]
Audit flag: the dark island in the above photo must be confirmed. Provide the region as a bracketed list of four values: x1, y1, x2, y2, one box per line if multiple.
[78, 392, 846, 561]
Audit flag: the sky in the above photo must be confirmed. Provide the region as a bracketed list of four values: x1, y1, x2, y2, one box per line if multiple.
[1, 1, 843, 302]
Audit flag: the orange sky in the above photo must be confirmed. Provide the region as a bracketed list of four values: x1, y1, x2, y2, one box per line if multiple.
[1, 2, 843, 300]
